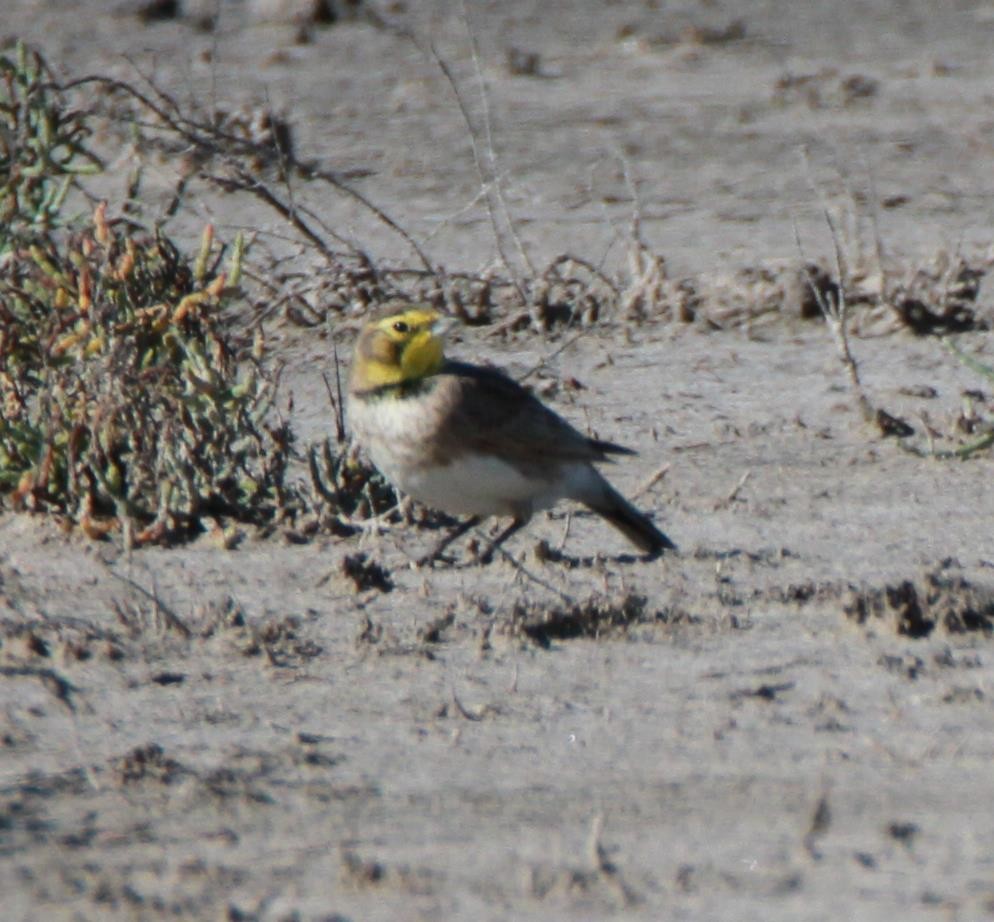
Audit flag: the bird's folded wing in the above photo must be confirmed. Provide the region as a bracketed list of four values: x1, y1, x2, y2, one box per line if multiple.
[432, 361, 629, 465]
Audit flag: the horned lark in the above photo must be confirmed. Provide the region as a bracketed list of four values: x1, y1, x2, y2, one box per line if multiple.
[348, 306, 676, 562]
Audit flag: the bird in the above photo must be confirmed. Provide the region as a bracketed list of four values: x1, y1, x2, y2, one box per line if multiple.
[347, 305, 676, 564]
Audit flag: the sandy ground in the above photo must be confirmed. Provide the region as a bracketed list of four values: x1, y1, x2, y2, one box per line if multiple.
[3, 1, 994, 919]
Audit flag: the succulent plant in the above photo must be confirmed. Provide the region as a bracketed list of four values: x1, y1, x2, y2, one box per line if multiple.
[0, 44, 293, 542]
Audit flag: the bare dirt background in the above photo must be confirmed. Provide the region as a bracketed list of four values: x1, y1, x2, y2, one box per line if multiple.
[3, 1, 994, 919]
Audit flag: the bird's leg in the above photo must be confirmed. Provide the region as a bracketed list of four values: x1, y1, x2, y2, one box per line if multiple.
[478, 517, 526, 565]
[417, 515, 482, 567]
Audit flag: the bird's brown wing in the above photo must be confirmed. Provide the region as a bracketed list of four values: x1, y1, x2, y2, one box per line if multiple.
[425, 361, 632, 468]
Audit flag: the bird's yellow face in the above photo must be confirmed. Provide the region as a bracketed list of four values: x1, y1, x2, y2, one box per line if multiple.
[350, 308, 448, 391]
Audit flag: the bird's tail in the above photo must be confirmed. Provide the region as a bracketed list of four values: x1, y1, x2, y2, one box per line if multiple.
[583, 479, 676, 556]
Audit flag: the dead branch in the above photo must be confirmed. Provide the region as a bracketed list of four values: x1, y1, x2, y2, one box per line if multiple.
[58, 73, 436, 275]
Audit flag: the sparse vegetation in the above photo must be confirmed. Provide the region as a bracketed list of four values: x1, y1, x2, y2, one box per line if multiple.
[797, 164, 993, 455]
[0, 43, 101, 244]
[0, 43, 293, 541]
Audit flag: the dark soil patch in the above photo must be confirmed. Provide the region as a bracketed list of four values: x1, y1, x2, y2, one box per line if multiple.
[505, 592, 683, 647]
[845, 565, 994, 638]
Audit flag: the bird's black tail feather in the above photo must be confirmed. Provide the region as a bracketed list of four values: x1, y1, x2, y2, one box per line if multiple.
[585, 482, 676, 556]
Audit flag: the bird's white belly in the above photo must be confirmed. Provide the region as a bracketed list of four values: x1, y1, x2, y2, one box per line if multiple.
[352, 393, 572, 517]
[398, 453, 555, 517]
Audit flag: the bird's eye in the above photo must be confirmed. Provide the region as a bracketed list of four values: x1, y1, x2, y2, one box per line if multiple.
[392, 320, 409, 334]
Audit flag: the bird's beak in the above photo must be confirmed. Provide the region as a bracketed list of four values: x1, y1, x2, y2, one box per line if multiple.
[431, 314, 459, 338]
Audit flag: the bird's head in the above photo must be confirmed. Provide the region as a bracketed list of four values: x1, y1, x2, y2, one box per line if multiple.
[349, 307, 453, 391]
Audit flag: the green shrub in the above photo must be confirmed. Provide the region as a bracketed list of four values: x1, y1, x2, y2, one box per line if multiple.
[0, 43, 293, 541]
[0, 41, 101, 246]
